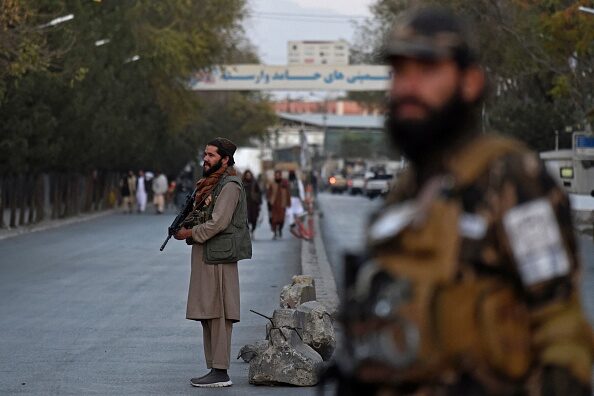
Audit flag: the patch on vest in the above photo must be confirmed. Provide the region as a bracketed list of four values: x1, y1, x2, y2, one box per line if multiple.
[369, 202, 417, 243]
[503, 198, 570, 286]
[459, 213, 488, 240]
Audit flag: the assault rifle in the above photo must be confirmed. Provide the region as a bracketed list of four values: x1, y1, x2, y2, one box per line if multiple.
[159, 187, 198, 251]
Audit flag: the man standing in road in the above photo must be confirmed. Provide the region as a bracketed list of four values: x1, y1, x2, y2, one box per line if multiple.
[120, 170, 136, 213]
[174, 137, 251, 388]
[267, 170, 291, 239]
[152, 170, 168, 214]
[336, 7, 593, 395]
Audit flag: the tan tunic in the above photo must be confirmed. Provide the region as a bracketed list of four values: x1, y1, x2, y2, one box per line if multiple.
[186, 182, 241, 322]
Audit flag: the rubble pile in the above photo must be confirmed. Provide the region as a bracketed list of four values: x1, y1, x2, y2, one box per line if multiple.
[238, 275, 336, 386]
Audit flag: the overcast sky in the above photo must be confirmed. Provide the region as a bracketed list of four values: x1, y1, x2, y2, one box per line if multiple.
[244, 0, 375, 65]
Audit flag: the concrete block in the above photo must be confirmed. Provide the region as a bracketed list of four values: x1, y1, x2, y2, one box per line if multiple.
[265, 305, 335, 361]
[248, 337, 323, 386]
[296, 301, 336, 361]
[280, 275, 317, 308]
[237, 340, 269, 363]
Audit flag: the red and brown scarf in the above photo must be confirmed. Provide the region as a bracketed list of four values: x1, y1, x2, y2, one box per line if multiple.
[194, 164, 237, 209]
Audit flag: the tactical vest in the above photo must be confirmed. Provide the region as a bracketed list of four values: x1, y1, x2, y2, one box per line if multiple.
[202, 175, 252, 264]
[345, 136, 535, 388]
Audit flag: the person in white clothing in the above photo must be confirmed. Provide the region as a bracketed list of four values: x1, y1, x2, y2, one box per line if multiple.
[136, 170, 148, 213]
[287, 170, 305, 236]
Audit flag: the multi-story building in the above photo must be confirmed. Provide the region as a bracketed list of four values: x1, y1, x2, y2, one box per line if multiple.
[287, 40, 349, 65]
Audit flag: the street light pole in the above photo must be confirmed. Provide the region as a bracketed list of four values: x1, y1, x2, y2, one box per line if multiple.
[38, 14, 74, 29]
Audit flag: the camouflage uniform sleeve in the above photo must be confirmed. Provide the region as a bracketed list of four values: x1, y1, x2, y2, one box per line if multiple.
[487, 151, 593, 393]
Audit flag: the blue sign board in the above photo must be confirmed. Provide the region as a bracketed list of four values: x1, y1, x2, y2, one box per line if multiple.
[576, 134, 594, 148]
[575, 133, 594, 155]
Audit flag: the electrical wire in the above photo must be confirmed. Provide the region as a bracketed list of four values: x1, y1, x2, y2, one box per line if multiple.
[250, 15, 363, 24]
[252, 11, 367, 20]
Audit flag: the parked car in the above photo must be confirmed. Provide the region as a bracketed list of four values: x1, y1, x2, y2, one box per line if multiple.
[328, 174, 348, 194]
[347, 173, 366, 195]
[364, 173, 393, 199]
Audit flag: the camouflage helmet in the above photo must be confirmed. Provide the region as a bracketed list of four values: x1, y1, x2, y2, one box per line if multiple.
[384, 7, 477, 68]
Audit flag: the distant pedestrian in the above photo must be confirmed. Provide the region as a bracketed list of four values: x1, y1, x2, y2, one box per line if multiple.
[310, 170, 319, 197]
[287, 170, 305, 237]
[242, 169, 262, 237]
[152, 171, 168, 214]
[266, 170, 290, 239]
[175, 165, 195, 209]
[120, 170, 136, 213]
[166, 181, 176, 210]
[136, 170, 148, 213]
[145, 171, 154, 202]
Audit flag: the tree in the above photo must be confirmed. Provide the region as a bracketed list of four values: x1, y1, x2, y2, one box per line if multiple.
[349, 0, 594, 151]
[0, 0, 275, 175]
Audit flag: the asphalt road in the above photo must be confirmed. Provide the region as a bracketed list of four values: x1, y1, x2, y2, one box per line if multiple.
[318, 192, 382, 293]
[0, 208, 322, 395]
[318, 192, 594, 324]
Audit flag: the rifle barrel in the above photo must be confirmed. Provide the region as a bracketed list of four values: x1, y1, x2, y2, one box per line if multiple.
[160, 234, 172, 251]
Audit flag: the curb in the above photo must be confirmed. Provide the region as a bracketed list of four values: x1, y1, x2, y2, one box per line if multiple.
[300, 212, 339, 316]
[0, 209, 117, 241]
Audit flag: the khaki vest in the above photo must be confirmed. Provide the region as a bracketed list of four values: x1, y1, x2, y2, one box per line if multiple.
[203, 175, 252, 264]
[365, 136, 532, 383]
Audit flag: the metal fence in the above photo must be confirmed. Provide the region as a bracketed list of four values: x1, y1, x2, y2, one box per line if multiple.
[0, 172, 121, 229]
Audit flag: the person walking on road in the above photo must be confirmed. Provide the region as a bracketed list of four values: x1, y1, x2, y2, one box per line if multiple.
[135, 170, 148, 213]
[152, 170, 168, 214]
[266, 170, 290, 239]
[173, 137, 251, 388]
[242, 169, 262, 238]
[334, 7, 593, 396]
[287, 170, 305, 238]
[120, 170, 136, 214]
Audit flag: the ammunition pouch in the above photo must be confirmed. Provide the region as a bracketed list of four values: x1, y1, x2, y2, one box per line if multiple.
[181, 209, 208, 245]
[340, 261, 532, 386]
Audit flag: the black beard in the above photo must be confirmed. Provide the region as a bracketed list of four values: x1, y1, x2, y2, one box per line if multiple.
[385, 90, 477, 166]
[203, 159, 223, 177]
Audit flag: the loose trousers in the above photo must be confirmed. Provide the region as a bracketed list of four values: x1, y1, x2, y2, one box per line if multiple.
[200, 318, 233, 369]
[153, 193, 165, 213]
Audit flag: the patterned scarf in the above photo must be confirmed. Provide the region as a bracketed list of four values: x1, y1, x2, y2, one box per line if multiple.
[194, 164, 237, 209]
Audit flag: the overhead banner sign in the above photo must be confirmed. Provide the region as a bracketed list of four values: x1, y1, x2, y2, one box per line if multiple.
[189, 64, 391, 91]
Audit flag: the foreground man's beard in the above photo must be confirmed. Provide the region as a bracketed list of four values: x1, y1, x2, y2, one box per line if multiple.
[385, 90, 476, 165]
[203, 159, 223, 177]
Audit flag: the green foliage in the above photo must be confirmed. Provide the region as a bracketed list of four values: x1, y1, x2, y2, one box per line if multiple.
[350, 0, 594, 151]
[0, 0, 275, 175]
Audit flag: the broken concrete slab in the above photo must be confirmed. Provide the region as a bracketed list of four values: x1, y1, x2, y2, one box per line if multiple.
[264, 305, 335, 361]
[237, 340, 269, 363]
[248, 336, 324, 386]
[296, 301, 336, 361]
[279, 275, 317, 309]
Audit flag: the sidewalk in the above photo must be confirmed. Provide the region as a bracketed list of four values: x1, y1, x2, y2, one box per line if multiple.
[300, 212, 339, 315]
[0, 208, 117, 241]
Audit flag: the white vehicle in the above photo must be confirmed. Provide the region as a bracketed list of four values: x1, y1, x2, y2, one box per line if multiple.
[364, 173, 393, 199]
[347, 173, 366, 195]
[540, 133, 594, 197]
